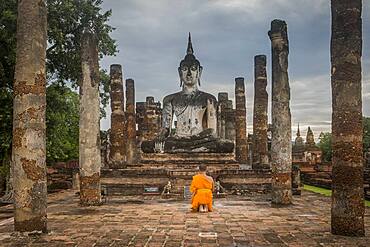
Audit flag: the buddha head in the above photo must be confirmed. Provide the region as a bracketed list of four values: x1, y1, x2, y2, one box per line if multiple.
[179, 33, 203, 87]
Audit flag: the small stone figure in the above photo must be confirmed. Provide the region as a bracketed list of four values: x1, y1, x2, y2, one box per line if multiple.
[161, 181, 172, 195]
[215, 181, 221, 196]
[215, 180, 227, 198]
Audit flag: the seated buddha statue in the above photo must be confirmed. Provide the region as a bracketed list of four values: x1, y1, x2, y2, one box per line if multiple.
[141, 34, 234, 153]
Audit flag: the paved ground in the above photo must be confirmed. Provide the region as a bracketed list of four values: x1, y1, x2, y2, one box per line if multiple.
[0, 190, 369, 247]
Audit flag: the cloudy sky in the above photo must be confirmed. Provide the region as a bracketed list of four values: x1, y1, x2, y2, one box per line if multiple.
[100, 0, 370, 141]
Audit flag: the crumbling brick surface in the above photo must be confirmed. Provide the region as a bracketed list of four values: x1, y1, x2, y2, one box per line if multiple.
[235, 78, 248, 164]
[13, 73, 46, 97]
[330, 0, 364, 237]
[21, 158, 44, 181]
[80, 172, 101, 206]
[252, 55, 269, 169]
[109, 64, 126, 167]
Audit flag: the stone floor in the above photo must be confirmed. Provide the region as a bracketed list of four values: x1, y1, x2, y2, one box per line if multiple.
[0, 190, 369, 247]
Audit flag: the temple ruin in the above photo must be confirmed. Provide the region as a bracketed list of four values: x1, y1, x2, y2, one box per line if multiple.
[5, 0, 368, 239]
[101, 35, 271, 198]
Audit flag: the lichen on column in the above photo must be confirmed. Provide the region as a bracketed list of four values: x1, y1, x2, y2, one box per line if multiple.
[268, 19, 292, 205]
[12, 0, 48, 233]
[79, 31, 102, 206]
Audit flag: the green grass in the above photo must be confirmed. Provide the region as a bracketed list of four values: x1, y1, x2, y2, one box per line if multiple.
[303, 184, 370, 207]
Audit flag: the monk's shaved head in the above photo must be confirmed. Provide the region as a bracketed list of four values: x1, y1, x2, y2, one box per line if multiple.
[199, 164, 207, 172]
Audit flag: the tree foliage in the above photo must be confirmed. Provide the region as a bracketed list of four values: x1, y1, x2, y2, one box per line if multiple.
[0, 0, 16, 90]
[0, 0, 116, 169]
[318, 132, 332, 162]
[46, 85, 79, 163]
[47, 0, 117, 85]
[0, 0, 16, 173]
[47, 0, 116, 117]
[318, 117, 370, 163]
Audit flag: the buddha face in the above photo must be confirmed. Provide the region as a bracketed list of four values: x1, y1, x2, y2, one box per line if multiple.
[180, 64, 199, 86]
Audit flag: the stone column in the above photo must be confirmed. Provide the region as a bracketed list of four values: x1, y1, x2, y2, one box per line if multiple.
[235, 77, 248, 164]
[109, 64, 126, 168]
[252, 55, 269, 169]
[225, 100, 236, 141]
[126, 79, 137, 165]
[12, 0, 47, 232]
[79, 32, 101, 206]
[331, 0, 364, 236]
[218, 92, 228, 139]
[268, 19, 292, 205]
[144, 97, 162, 140]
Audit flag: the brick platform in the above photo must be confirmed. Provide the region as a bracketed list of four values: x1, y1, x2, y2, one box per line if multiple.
[102, 153, 271, 196]
[0, 190, 369, 246]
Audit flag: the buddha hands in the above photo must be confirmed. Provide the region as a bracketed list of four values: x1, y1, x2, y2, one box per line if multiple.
[154, 141, 165, 153]
[154, 128, 168, 153]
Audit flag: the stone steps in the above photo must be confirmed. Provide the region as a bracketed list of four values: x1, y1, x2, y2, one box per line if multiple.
[101, 167, 271, 196]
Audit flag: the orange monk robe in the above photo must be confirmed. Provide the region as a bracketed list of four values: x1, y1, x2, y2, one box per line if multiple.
[190, 174, 214, 211]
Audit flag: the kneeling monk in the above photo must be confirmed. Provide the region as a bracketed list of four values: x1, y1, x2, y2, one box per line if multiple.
[190, 164, 214, 212]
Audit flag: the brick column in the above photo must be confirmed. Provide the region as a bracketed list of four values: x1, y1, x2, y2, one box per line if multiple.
[330, 0, 364, 236]
[109, 64, 126, 168]
[225, 100, 236, 141]
[218, 92, 228, 139]
[144, 97, 162, 140]
[268, 19, 292, 205]
[235, 77, 248, 164]
[126, 79, 137, 165]
[252, 55, 269, 170]
[79, 32, 101, 206]
[12, 0, 47, 232]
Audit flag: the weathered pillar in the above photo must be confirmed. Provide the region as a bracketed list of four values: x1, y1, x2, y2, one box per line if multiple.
[235, 77, 248, 164]
[109, 64, 126, 168]
[79, 32, 102, 206]
[12, 0, 47, 232]
[218, 92, 228, 139]
[225, 100, 236, 141]
[126, 79, 137, 165]
[144, 97, 162, 140]
[331, 0, 364, 236]
[268, 19, 292, 205]
[252, 55, 269, 169]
